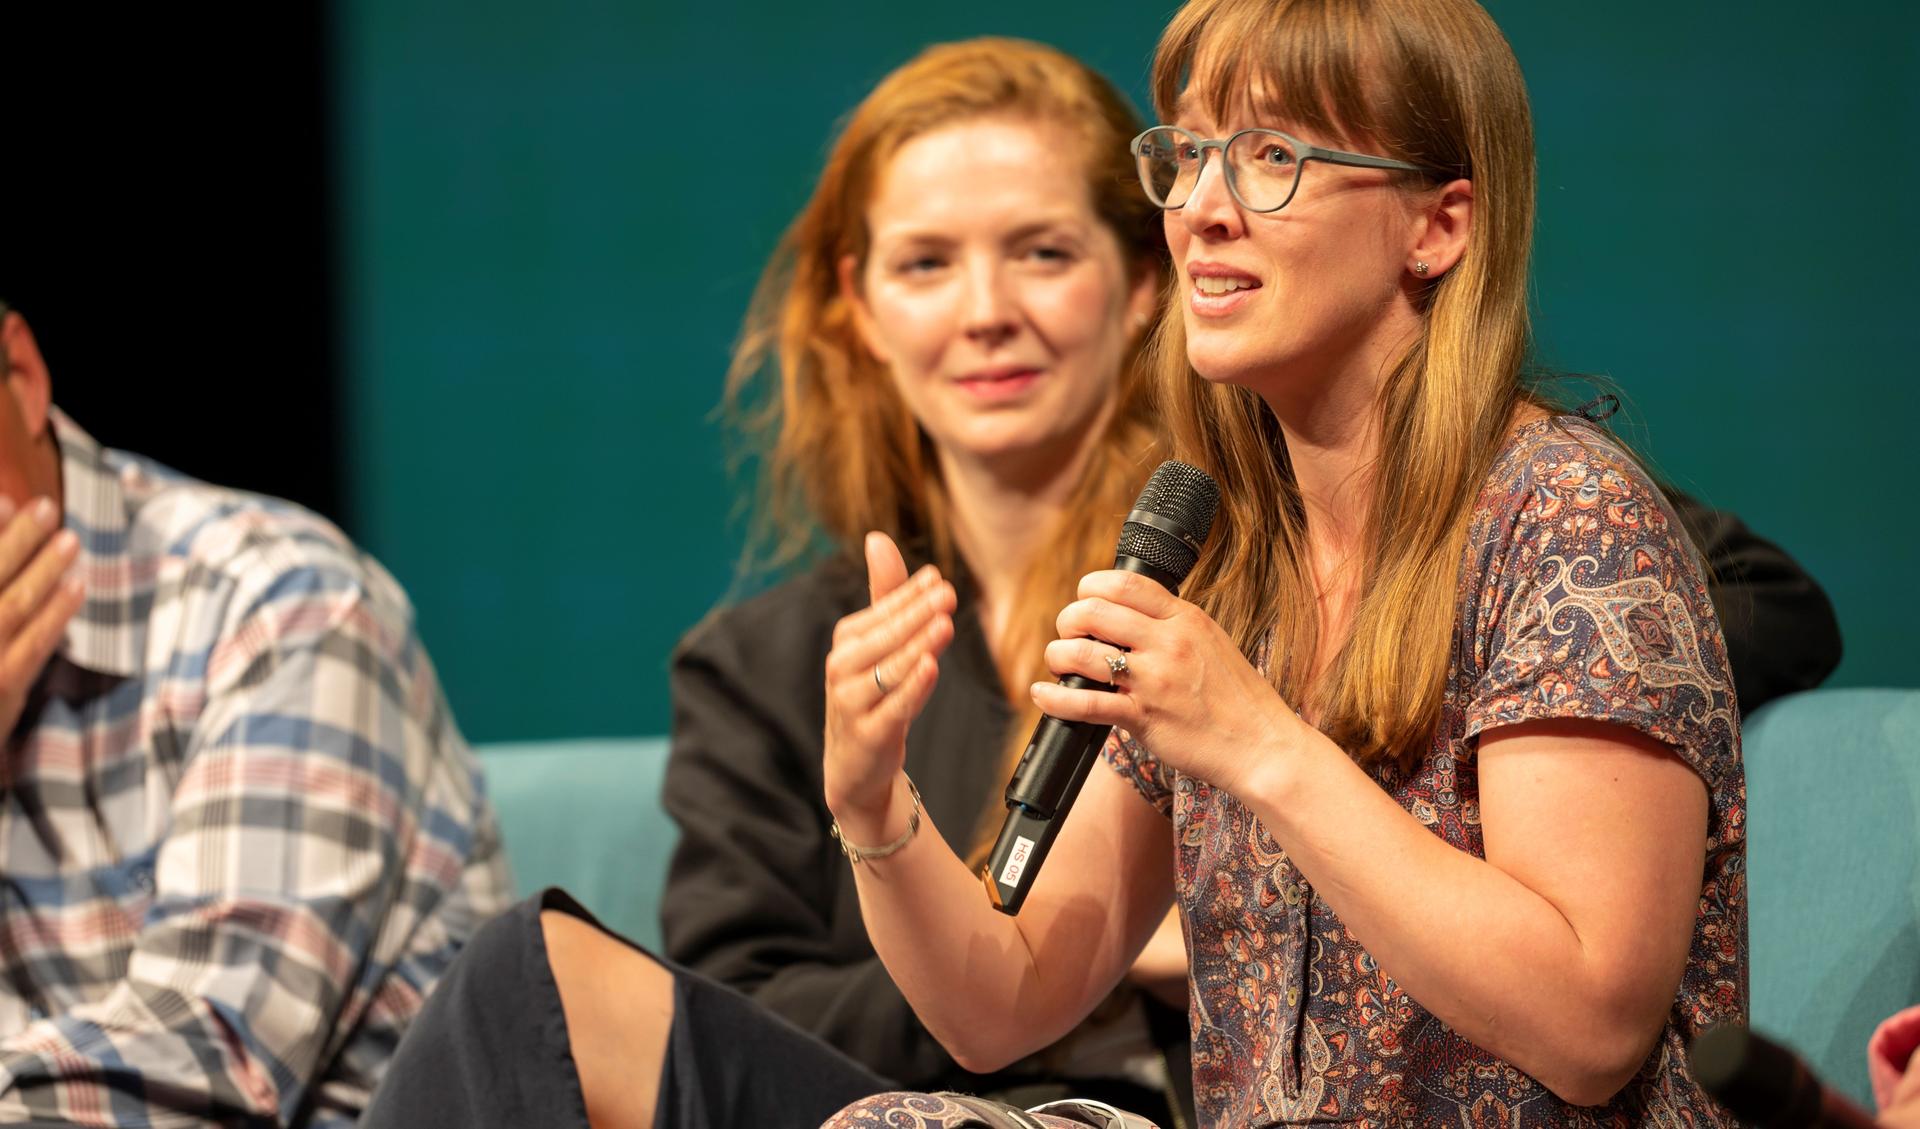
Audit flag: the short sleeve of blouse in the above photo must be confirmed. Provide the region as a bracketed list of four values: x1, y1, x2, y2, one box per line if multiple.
[1102, 727, 1175, 818]
[1464, 421, 1741, 788]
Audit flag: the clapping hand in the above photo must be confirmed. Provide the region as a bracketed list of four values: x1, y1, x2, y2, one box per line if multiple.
[821, 532, 956, 839]
[0, 496, 84, 740]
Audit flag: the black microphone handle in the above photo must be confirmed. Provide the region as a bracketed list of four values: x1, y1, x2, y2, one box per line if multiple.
[982, 556, 1177, 914]
[1001, 677, 1111, 817]
[981, 701, 1107, 913]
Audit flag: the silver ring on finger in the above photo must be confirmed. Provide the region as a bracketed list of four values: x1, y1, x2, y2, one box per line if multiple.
[873, 662, 890, 695]
[1105, 652, 1129, 681]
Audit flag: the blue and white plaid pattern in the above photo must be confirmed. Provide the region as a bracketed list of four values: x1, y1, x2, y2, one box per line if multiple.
[0, 411, 513, 1127]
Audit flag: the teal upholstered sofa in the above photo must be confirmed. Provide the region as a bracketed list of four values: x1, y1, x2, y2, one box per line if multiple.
[1744, 688, 1920, 1103]
[474, 686, 1920, 1105]
[476, 737, 675, 949]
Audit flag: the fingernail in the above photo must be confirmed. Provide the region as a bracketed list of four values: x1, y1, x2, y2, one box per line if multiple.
[53, 529, 79, 555]
[64, 576, 86, 598]
[31, 497, 57, 527]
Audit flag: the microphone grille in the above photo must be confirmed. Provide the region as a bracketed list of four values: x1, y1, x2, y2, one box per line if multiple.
[1117, 460, 1221, 585]
[1134, 459, 1221, 533]
[1117, 521, 1199, 578]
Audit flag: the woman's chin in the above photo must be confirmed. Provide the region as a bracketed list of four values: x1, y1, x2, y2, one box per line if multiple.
[937, 425, 1093, 475]
[1186, 354, 1265, 389]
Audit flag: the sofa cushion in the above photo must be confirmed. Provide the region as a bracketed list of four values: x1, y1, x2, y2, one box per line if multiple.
[475, 737, 675, 947]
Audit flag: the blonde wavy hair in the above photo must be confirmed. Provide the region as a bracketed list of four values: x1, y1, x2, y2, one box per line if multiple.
[1150, 0, 1542, 768]
[725, 38, 1168, 851]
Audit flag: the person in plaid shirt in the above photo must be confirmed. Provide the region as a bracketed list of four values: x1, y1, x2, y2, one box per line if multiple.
[0, 300, 513, 1127]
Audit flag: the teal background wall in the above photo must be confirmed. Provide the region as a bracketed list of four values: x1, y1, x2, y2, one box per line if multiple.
[337, 1, 1919, 742]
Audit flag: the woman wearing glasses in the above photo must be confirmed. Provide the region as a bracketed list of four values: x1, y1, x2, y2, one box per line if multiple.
[364, 7, 1825, 1128]
[823, 0, 1750, 1124]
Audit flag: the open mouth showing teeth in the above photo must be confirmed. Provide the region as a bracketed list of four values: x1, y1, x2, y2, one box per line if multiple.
[1194, 276, 1257, 295]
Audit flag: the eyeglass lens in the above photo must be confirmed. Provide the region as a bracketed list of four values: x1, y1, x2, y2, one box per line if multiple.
[1136, 128, 1303, 212]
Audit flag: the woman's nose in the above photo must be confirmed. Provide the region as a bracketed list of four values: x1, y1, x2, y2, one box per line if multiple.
[1180, 152, 1245, 240]
[961, 263, 1018, 348]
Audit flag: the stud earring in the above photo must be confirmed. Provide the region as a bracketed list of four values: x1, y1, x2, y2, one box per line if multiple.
[1413, 261, 1431, 277]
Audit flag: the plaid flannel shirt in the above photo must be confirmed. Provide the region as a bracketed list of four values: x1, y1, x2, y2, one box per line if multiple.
[0, 411, 513, 1127]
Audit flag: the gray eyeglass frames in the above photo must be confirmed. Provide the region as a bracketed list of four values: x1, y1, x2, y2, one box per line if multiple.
[1131, 126, 1428, 214]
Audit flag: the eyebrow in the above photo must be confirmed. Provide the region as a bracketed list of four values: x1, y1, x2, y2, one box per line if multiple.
[1003, 219, 1086, 244]
[873, 215, 1089, 248]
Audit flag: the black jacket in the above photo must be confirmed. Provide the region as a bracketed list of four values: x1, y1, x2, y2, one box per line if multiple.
[1669, 493, 1843, 713]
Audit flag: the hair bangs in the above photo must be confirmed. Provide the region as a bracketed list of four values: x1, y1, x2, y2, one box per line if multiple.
[1153, 0, 1394, 149]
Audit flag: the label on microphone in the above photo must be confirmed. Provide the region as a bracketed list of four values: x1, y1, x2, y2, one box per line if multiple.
[998, 836, 1038, 887]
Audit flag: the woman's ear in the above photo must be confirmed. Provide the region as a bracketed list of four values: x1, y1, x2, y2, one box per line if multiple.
[1125, 258, 1164, 338]
[1, 311, 54, 441]
[1408, 177, 1473, 280]
[837, 255, 891, 365]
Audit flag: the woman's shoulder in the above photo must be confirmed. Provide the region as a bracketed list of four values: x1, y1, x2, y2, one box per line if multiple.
[1464, 412, 1703, 601]
[1484, 414, 1666, 511]
[673, 555, 870, 675]
[1468, 413, 1687, 561]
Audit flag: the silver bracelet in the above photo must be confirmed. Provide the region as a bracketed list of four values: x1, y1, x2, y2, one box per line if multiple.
[829, 776, 923, 864]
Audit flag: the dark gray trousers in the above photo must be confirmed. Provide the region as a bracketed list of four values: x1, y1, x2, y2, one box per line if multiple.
[360, 889, 889, 1129]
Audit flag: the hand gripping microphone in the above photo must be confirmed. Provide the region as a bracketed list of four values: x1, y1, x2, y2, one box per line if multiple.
[1688, 1024, 1879, 1128]
[982, 460, 1220, 914]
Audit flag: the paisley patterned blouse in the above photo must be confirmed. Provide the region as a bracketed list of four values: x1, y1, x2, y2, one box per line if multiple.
[1104, 416, 1745, 1127]
[825, 417, 1745, 1129]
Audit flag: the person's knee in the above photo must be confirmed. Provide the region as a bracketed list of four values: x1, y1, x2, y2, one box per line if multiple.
[538, 907, 593, 962]
[540, 910, 658, 977]
[540, 909, 675, 1129]
[540, 909, 674, 1024]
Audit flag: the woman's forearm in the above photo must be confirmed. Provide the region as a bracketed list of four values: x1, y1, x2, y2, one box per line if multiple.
[843, 768, 1174, 1073]
[844, 789, 1050, 1072]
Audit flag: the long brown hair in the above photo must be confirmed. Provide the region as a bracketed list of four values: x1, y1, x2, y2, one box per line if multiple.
[725, 38, 1168, 845]
[1150, 0, 1540, 767]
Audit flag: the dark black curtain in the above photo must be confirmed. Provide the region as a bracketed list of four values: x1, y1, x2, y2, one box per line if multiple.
[2, 3, 340, 524]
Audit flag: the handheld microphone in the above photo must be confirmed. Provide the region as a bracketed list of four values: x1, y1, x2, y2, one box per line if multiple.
[982, 460, 1219, 914]
[1688, 1024, 1879, 1128]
